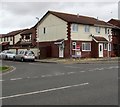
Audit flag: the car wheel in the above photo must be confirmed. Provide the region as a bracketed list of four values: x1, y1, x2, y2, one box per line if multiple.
[13, 57, 16, 61]
[21, 58, 24, 62]
[5, 55, 8, 60]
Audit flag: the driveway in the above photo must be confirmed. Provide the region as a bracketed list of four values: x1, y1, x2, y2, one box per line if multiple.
[1, 60, 118, 105]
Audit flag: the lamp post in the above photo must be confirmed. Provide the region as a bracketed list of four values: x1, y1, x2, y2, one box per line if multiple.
[36, 17, 40, 59]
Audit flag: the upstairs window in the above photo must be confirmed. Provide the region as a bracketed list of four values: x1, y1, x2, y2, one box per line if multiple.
[1, 38, 3, 42]
[10, 37, 13, 41]
[96, 26, 101, 34]
[105, 28, 110, 34]
[84, 25, 90, 32]
[43, 27, 46, 34]
[72, 24, 78, 32]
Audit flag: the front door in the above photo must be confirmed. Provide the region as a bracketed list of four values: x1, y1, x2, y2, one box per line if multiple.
[99, 43, 103, 57]
[59, 45, 64, 58]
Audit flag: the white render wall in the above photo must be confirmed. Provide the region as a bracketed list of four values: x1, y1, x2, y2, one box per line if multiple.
[71, 24, 112, 42]
[37, 14, 68, 42]
[14, 34, 21, 44]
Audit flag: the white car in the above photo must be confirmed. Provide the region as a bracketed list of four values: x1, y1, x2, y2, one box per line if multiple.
[0, 50, 16, 60]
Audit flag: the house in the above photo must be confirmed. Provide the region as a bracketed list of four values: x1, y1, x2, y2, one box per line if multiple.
[0, 29, 26, 51]
[16, 27, 37, 48]
[108, 19, 120, 56]
[36, 11, 113, 59]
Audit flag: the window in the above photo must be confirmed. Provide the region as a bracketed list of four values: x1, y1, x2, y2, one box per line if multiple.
[72, 42, 76, 50]
[108, 43, 111, 51]
[82, 42, 91, 51]
[85, 25, 90, 32]
[72, 24, 78, 32]
[43, 27, 46, 34]
[105, 28, 110, 34]
[7, 37, 9, 41]
[4, 37, 6, 41]
[104, 43, 107, 50]
[105, 28, 107, 34]
[1, 38, 2, 42]
[25, 35, 30, 39]
[96, 27, 101, 33]
[10, 37, 12, 41]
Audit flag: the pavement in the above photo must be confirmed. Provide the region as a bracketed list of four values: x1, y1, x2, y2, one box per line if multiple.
[36, 57, 120, 64]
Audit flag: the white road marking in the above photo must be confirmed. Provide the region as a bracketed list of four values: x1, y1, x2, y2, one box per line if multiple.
[80, 71, 85, 73]
[65, 66, 80, 69]
[67, 72, 75, 75]
[10, 78, 22, 81]
[0, 80, 4, 82]
[0, 82, 89, 100]
[54, 73, 65, 76]
[41, 74, 52, 78]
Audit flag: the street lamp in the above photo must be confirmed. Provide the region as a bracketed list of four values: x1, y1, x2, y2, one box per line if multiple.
[36, 17, 40, 59]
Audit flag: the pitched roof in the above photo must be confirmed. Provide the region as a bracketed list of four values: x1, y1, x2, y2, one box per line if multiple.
[5, 29, 28, 37]
[20, 28, 34, 35]
[93, 36, 108, 42]
[41, 11, 111, 27]
[108, 19, 120, 28]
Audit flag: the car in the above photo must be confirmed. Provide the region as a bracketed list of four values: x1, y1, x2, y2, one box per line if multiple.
[14, 50, 35, 62]
[0, 50, 16, 60]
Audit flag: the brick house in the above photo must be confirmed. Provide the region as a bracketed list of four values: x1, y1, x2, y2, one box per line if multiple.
[108, 19, 120, 56]
[16, 27, 37, 48]
[0, 29, 27, 51]
[36, 11, 113, 59]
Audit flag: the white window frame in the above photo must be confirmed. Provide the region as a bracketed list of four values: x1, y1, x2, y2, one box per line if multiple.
[71, 24, 78, 32]
[108, 43, 111, 51]
[104, 43, 107, 50]
[96, 26, 101, 34]
[84, 25, 90, 32]
[82, 42, 91, 51]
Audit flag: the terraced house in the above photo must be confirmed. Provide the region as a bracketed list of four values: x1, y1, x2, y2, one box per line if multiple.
[108, 19, 120, 57]
[36, 11, 113, 58]
[0, 29, 26, 51]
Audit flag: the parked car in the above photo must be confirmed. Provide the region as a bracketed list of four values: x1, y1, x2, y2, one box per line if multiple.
[0, 50, 16, 60]
[14, 50, 35, 62]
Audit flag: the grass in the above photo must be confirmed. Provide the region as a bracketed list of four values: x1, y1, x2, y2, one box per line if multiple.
[0, 66, 10, 72]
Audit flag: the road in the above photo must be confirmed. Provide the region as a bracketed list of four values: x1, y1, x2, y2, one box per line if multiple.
[1, 60, 118, 105]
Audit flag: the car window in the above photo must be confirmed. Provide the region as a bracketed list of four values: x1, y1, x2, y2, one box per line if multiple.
[7, 51, 14, 54]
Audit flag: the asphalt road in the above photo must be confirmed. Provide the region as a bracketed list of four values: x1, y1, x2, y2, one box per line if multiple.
[1, 60, 118, 105]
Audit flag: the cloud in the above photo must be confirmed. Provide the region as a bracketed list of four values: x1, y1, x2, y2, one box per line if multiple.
[0, 1, 118, 34]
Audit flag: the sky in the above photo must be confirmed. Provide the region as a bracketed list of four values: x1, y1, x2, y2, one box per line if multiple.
[0, 0, 119, 34]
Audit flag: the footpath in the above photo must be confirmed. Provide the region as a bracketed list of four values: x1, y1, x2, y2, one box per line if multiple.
[36, 57, 119, 64]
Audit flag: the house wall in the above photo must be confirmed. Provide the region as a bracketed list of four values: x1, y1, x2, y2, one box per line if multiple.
[37, 14, 68, 42]
[71, 24, 112, 42]
[14, 34, 21, 44]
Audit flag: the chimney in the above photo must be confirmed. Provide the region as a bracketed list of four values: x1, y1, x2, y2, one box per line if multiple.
[77, 13, 79, 18]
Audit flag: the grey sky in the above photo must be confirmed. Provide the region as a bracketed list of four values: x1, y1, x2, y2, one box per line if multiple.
[0, 0, 119, 34]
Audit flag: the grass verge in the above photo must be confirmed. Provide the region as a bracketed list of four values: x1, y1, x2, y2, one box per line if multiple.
[0, 66, 10, 73]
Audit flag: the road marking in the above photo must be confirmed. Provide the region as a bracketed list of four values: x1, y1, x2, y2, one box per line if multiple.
[54, 73, 65, 76]
[0, 80, 4, 82]
[10, 78, 22, 81]
[80, 71, 85, 73]
[0, 82, 89, 100]
[65, 66, 80, 69]
[67, 72, 75, 75]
